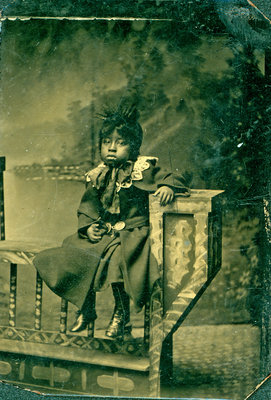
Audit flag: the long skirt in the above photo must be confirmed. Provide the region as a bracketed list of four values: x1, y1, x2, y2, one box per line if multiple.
[33, 227, 159, 311]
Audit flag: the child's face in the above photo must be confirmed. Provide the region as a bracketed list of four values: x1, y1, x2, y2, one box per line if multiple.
[100, 130, 131, 166]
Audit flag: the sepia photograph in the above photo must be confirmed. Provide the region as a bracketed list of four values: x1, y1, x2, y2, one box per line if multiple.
[0, 1, 270, 399]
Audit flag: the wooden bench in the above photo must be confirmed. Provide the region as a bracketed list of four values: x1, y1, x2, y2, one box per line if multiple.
[0, 156, 223, 396]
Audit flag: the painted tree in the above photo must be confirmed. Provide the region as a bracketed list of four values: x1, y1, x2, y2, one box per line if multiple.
[209, 0, 271, 376]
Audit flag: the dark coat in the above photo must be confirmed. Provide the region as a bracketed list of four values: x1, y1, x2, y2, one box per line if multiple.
[33, 157, 189, 311]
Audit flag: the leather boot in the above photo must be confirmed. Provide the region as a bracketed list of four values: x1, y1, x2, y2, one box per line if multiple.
[105, 283, 131, 339]
[70, 289, 97, 336]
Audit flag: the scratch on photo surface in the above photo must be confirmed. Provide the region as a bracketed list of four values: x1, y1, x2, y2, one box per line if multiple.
[244, 373, 271, 399]
[247, 0, 271, 24]
[0, 15, 172, 21]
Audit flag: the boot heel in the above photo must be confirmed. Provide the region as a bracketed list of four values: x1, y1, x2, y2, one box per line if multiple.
[123, 324, 133, 341]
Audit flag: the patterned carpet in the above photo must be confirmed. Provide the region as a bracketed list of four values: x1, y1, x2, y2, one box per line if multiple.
[167, 324, 260, 400]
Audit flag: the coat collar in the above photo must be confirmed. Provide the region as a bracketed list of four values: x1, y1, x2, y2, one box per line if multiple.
[85, 156, 159, 189]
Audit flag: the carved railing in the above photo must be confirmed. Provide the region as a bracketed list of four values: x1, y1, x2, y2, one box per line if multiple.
[148, 190, 223, 396]
[0, 240, 150, 394]
[0, 242, 148, 358]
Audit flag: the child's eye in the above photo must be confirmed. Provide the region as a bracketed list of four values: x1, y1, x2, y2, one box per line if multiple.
[102, 138, 111, 145]
[117, 140, 127, 146]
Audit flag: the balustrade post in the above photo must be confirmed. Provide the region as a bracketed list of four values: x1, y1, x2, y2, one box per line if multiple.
[34, 272, 43, 330]
[144, 301, 150, 347]
[60, 299, 68, 333]
[9, 263, 17, 327]
[0, 156, 6, 241]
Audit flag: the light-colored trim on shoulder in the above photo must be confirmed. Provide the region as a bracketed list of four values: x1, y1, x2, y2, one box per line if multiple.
[131, 156, 159, 181]
[85, 163, 106, 183]
[135, 156, 159, 169]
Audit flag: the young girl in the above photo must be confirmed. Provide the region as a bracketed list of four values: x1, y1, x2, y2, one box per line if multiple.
[33, 106, 189, 339]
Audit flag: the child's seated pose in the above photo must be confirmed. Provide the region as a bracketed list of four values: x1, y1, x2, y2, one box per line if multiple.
[33, 106, 189, 339]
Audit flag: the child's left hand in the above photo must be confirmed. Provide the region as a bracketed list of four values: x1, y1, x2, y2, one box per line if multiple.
[154, 186, 174, 206]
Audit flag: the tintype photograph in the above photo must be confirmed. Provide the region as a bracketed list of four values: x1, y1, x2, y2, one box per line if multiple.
[0, 1, 270, 400]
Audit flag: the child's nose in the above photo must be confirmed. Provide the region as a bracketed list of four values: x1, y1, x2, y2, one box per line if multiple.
[109, 141, 117, 151]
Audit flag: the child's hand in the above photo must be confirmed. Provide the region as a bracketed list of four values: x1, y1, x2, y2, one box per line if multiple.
[87, 224, 107, 243]
[154, 186, 174, 206]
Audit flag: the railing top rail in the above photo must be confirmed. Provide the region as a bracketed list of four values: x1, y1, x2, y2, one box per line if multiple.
[0, 240, 60, 264]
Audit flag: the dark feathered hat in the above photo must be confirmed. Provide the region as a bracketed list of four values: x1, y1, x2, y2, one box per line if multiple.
[97, 104, 143, 160]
